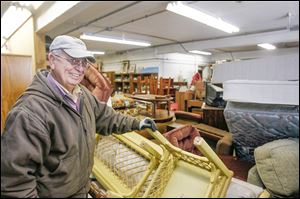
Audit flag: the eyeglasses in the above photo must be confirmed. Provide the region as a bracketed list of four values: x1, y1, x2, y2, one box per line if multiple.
[53, 53, 90, 70]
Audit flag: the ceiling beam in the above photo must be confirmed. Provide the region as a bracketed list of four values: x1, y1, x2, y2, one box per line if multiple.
[154, 29, 299, 54]
[34, 2, 100, 34]
[184, 30, 299, 51]
[1, 1, 11, 18]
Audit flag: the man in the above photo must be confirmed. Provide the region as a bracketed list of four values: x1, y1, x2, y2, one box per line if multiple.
[190, 69, 202, 86]
[1, 35, 157, 198]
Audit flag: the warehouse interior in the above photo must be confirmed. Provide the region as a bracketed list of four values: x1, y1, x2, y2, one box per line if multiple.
[1, 1, 299, 198]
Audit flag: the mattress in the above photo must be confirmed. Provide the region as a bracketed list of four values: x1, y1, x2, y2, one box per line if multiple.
[211, 53, 299, 84]
[226, 177, 264, 198]
[223, 80, 299, 105]
[224, 101, 299, 162]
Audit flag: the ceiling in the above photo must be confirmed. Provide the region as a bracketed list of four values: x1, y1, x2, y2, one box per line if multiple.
[8, 1, 300, 56]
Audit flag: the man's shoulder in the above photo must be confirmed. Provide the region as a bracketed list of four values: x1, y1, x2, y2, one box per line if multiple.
[10, 92, 57, 120]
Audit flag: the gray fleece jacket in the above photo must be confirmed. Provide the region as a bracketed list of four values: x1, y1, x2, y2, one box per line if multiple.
[1, 70, 140, 198]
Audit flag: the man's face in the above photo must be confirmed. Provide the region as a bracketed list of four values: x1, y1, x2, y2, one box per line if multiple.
[49, 51, 89, 92]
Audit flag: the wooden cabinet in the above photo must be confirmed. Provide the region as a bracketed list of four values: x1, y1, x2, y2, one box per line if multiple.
[1, 54, 33, 133]
[201, 103, 228, 131]
[175, 91, 185, 111]
[114, 73, 131, 93]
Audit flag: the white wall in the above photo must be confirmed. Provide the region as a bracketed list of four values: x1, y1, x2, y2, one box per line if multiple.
[202, 66, 212, 82]
[99, 49, 210, 85]
[159, 53, 209, 84]
[99, 44, 299, 86]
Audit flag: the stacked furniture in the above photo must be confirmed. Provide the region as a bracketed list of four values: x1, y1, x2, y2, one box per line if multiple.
[223, 80, 299, 162]
[162, 125, 267, 197]
[211, 53, 299, 197]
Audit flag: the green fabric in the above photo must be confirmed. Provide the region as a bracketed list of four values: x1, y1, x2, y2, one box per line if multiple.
[247, 165, 265, 188]
[254, 138, 299, 197]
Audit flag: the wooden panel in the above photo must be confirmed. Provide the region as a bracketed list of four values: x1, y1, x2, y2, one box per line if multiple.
[34, 33, 47, 71]
[201, 103, 228, 131]
[1, 54, 32, 133]
[187, 99, 203, 108]
[175, 91, 185, 111]
[149, 74, 158, 95]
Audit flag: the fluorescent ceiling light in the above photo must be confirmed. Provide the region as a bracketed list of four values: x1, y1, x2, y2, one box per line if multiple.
[257, 43, 276, 50]
[166, 1, 239, 33]
[80, 33, 151, 47]
[89, 51, 105, 55]
[189, 50, 212, 55]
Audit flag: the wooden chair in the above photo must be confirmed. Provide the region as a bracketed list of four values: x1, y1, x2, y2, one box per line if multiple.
[149, 75, 158, 94]
[156, 77, 174, 110]
[159, 77, 174, 96]
[137, 76, 149, 94]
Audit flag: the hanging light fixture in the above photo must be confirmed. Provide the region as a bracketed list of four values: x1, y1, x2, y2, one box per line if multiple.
[80, 33, 151, 47]
[166, 1, 239, 33]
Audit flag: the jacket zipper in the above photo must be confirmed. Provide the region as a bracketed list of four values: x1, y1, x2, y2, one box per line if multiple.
[61, 97, 91, 190]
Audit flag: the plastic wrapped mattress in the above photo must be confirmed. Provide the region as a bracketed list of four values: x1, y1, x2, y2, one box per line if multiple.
[223, 80, 299, 162]
[224, 101, 299, 162]
[211, 54, 299, 84]
[212, 54, 299, 162]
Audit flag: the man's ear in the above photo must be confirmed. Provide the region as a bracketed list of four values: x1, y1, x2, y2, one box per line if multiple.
[48, 53, 55, 70]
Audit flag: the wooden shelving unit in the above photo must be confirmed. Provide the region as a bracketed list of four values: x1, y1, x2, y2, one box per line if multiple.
[102, 72, 158, 94]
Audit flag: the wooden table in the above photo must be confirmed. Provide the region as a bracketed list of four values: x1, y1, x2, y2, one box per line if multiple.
[129, 94, 173, 119]
[135, 109, 175, 124]
[187, 99, 204, 112]
[175, 91, 194, 111]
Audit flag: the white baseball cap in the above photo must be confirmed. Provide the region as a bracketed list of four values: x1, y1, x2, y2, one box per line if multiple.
[50, 35, 96, 63]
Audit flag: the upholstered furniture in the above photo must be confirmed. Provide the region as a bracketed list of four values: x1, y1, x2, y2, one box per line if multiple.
[247, 138, 299, 198]
[174, 110, 202, 124]
[163, 125, 202, 155]
[169, 111, 233, 156]
[195, 123, 233, 156]
[163, 124, 254, 181]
